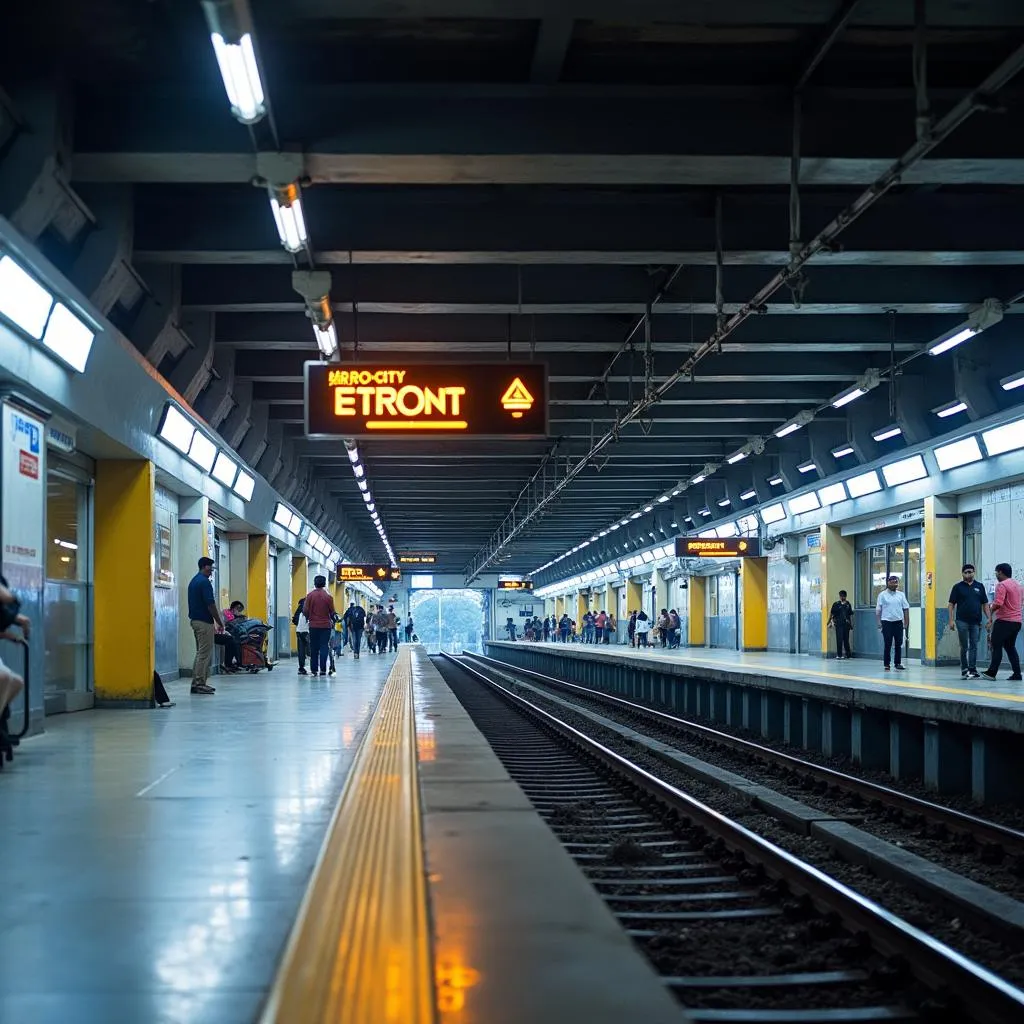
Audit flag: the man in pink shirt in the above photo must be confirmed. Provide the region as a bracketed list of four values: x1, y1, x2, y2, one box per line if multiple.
[983, 562, 1022, 681]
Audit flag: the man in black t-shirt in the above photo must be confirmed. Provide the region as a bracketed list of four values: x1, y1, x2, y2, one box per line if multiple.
[947, 563, 989, 678]
[827, 590, 854, 659]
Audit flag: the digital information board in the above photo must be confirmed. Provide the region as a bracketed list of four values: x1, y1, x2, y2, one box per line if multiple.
[497, 579, 534, 591]
[336, 563, 402, 583]
[676, 537, 761, 558]
[398, 552, 437, 565]
[305, 362, 548, 439]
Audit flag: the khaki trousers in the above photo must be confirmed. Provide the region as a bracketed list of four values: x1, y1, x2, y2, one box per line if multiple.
[191, 620, 216, 685]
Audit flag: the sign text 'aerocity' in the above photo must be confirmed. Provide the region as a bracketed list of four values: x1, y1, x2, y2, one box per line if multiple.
[676, 537, 761, 558]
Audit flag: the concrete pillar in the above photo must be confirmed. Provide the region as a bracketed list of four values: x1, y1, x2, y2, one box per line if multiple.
[94, 460, 155, 706]
[924, 495, 962, 666]
[291, 556, 307, 654]
[820, 523, 855, 657]
[177, 495, 209, 675]
[275, 547, 293, 658]
[626, 578, 642, 621]
[687, 576, 706, 647]
[740, 557, 768, 652]
[247, 535, 269, 624]
[228, 536, 249, 606]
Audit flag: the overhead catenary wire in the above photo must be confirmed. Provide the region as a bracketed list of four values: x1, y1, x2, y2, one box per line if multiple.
[465, 40, 1024, 582]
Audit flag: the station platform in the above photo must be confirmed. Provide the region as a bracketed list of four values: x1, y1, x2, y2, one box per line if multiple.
[483, 641, 1024, 803]
[0, 646, 686, 1023]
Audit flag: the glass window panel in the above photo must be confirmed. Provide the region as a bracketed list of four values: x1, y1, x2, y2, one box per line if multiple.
[47, 475, 80, 581]
[154, 505, 175, 587]
[856, 547, 871, 606]
[906, 540, 922, 605]
[870, 545, 887, 604]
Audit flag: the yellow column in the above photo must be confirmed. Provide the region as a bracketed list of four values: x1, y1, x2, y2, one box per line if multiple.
[555, 596, 564, 618]
[820, 524, 855, 655]
[687, 576, 706, 647]
[740, 557, 768, 651]
[291, 555, 307, 653]
[247, 534, 269, 623]
[924, 495, 961, 665]
[626, 578, 642, 619]
[576, 591, 587, 626]
[95, 460, 155, 705]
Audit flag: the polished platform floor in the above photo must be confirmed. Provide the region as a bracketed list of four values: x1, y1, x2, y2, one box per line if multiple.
[498, 641, 1024, 712]
[0, 654, 395, 1024]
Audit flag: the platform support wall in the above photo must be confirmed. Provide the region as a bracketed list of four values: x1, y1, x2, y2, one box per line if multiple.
[687, 576, 706, 647]
[820, 524, 854, 657]
[94, 460, 155, 706]
[740, 557, 768, 652]
[275, 548, 293, 658]
[626, 579, 642, 621]
[291, 555, 307, 654]
[924, 495, 962, 666]
[176, 495, 209, 675]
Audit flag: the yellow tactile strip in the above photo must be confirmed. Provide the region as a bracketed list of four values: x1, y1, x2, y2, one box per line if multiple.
[261, 648, 435, 1024]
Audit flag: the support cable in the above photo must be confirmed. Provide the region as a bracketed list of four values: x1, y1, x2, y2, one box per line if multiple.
[463, 42, 1024, 583]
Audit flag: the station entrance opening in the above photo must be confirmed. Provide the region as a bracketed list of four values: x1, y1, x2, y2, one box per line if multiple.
[409, 589, 485, 654]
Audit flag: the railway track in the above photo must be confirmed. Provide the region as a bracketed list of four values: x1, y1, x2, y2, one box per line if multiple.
[461, 652, 1024, 863]
[437, 653, 1024, 1024]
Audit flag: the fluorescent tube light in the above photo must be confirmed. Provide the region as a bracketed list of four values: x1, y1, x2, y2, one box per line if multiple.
[788, 491, 821, 515]
[671, 489, 681, 496]
[698, 507, 712, 517]
[357, 478, 368, 491]
[657, 495, 669, 503]
[739, 488, 757, 500]
[211, 451, 239, 487]
[353, 463, 364, 478]
[846, 469, 882, 497]
[313, 320, 338, 359]
[775, 421, 801, 438]
[817, 482, 848, 506]
[832, 385, 867, 409]
[273, 503, 292, 528]
[367, 503, 376, 513]
[630, 512, 642, 519]
[872, 425, 902, 442]
[187, 431, 217, 472]
[157, 404, 195, 454]
[42, 302, 95, 372]
[831, 445, 855, 459]
[270, 184, 308, 254]
[768, 475, 784, 486]
[691, 473, 706, 484]
[929, 326, 976, 356]
[1000, 370, 1024, 392]
[727, 451, 748, 464]
[643, 505, 653, 513]
[881, 454, 928, 487]
[760, 502, 786, 524]
[0, 255, 53, 339]
[209, 29, 265, 124]
[935, 400, 968, 419]
[347, 447, 360, 463]
[717, 498, 731, 507]
[934, 436, 983, 471]
[362, 491, 372, 503]
[927, 298, 1003, 356]
[981, 418, 1024, 457]
[233, 470, 255, 501]
[797, 460, 817, 474]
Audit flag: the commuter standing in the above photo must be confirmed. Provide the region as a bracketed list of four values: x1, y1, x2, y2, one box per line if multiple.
[983, 562, 1023, 681]
[344, 601, 366, 659]
[387, 606, 399, 652]
[606, 611, 617, 644]
[635, 610, 652, 647]
[558, 613, 571, 643]
[946, 564, 988, 679]
[371, 605, 390, 655]
[628, 610, 637, 647]
[405, 615, 414, 643]
[827, 590, 854, 660]
[187, 557, 223, 695]
[875, 575, 910, 671]
[303, 576, 335, 677]
[667, 609, 681, 649]
[292, 598, 311, 675]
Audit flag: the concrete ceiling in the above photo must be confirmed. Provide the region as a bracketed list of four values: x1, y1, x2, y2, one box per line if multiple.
[2, 0, 1024, 576]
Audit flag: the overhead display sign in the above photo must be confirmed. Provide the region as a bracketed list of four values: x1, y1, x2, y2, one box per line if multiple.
[305, 362, 548, 439]
[497, 579, 534, 591]
[336, 563, 402, 583]
[676, 537, 762, 559]
[398, 552, 437, 565]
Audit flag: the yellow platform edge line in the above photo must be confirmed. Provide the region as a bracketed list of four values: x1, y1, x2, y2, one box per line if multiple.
[260, 648, 435, 1024]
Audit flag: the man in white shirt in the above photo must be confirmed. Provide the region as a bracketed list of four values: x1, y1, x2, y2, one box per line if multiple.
[875, 575, 910, 671]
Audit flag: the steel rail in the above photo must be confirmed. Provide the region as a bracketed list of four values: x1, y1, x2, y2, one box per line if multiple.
[443, 652, 1024, 1024]
[464, 40, 1024, 583]
[463, 651, 1024, 853]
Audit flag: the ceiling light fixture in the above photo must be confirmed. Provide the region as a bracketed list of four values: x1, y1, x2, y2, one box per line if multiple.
[831, 444, 855, 459]
[768, 475, 784, 486]
[797, 460, 817, 474]
[774, 409, 814, 439]
[872, 424, 902, 442]
[928, 298, 1003, 356]
[739, 488, 757, 501]
[831, 370, 880, 409]
[934, 400, 968, 419]
[201, 1, 266, 125]
[270, 183, 308, 254]
[1000, 370, 1024, 392]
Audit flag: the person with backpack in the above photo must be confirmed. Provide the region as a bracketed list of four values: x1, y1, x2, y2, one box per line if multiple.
[371, 605, 390, 655]
[292, 597, 311, 675]
[558, 612, 571, 643]
[635, 610, 652, 647]
[344, 601, 367, 659]
[667, 609, 681, 649]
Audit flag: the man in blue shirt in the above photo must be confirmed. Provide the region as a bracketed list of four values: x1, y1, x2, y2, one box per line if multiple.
[187, 557, 223, 695]
[947, 563, 989, 679]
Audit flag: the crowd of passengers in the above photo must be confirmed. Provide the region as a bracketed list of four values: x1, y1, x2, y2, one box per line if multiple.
[508, 608, 683, 648]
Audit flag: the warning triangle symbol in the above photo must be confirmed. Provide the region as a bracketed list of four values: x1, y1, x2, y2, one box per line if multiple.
[501, 377, 534, 416]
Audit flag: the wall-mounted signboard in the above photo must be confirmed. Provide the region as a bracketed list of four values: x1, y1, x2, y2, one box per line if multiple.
[336, 563, 402, 583]
[398, 551, 437, 565]
[676, 537, 762, 558]
[497, 579, 534, 591]
[305, 362, 548, 439]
